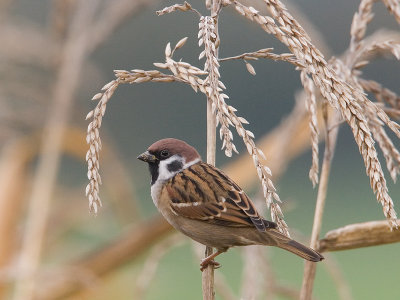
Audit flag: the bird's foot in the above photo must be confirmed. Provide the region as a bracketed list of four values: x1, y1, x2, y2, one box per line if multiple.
[200, 258, 221, 271]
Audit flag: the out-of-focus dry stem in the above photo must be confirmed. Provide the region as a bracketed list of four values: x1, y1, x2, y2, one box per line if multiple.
[35, 216, 172, 300]
[300, 109, 340, 300]
[0, 139, 35, 298]
[240, 246, 265, 299]
[87, 0, 158, 53]
[214, 273, 237, 300]
[319, 219, 400, 252]
[322, 254, 353, 300]
[12, 2, 99, 299]
[0, 128, 143, 298]
[134, 234, 184, 299]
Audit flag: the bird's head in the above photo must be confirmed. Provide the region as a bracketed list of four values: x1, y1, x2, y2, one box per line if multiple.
[137, 138, 201, 184]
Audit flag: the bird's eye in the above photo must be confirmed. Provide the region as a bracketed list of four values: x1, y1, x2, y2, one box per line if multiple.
[160, 149, 169, 158]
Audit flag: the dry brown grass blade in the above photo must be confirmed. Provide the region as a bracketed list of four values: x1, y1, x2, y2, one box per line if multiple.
[0, 138, 37, 298]
[321, 254, 354, 300]
[233, 0, 399, 227]
[300, 109, 340, 300]
[12, 2, 101, 299]
[0, 125, 142, 299]
[225, 96, 325, 185]
[319, 220, 400, 252]
[87, 0, 159, 53]
[35, 216, 172, 300]
[219, 48, 303, 68]
[301, 71, 319, 187]
[134, 234, 184, 299]
[360, 78, 400, 110]
[382, 0, 400, 24]
[0, 126, 137, 297]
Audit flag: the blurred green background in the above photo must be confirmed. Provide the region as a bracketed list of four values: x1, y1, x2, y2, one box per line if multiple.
[1, 0, 400, 299]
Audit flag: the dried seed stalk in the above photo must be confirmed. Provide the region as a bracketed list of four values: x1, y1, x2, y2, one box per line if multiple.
[360, 79, 400, 109]
[86, 80, 119, 213]
[198, 16, 288, 234]
[301, 71, 319, 187]
[219, 48, 304, 68]
[233, 0, 398, 227]
[156, 1, 201, 17]
[86, 38, 289, 234]
[382, 0, 400, 24]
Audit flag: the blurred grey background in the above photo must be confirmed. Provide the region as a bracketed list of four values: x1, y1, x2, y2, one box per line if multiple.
[1, 0, 400, 299]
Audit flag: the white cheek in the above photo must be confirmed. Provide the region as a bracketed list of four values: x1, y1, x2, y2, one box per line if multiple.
[157, 156, 182, 181]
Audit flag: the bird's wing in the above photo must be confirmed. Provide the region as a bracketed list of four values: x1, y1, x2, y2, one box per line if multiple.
[165, 162, 276, 232]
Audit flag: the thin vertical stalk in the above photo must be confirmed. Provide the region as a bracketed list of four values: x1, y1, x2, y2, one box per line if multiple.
[300, 109, 340, 300]
[12, 1, 98, 299]
[202, 3, 219, 300]
[203, 97, 217, 300]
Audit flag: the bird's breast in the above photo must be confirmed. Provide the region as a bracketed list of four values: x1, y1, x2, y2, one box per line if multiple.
[150, 179, 165, 209]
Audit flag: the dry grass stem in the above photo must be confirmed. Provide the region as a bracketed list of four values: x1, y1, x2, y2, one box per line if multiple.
[382, 0, 400, 24]
[87, 69, 187, 214]
[219, 47, 304, 69]
[349, 0, 375, 55]
[86, 80, 120, 213]
[322, 254, 354, 300]
[319, 219, 400, 252]
[87, 0, 159, 53]
[87, 40, 289, 234]
[360, 79, 400, 110]
[214, 273, 237, 300]
[240, 246, 265, 299]
[232, 0, 399, 227]
[260, 249, 299, 299]
[35, 216, 172, 300]
[0, 139, 35, 297]
[301, 70, 319, 187]
[240, 196, 266, 299]
[156, 1, 201, 17]
[371, 123, 400, 182]
[13, 2, 100, 299]
[198, 14, 289, 234]
[352, 40, 400, 67]
[134, 234, 184, 299]
[202, 3, 221, 298]
[300, 109, 340, 300]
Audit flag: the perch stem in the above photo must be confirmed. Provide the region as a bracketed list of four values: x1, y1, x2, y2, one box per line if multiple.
[202, 1, 220, 298]
[203, 83, 217, 300]
[300, 108, 340, 300]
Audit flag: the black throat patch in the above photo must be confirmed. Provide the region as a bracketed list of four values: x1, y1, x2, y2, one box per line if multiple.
[167, 160, 183, 173]
[148, 162, 159, 185]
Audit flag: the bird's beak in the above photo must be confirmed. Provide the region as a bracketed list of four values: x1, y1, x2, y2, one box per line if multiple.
[137, 151, 157, 163]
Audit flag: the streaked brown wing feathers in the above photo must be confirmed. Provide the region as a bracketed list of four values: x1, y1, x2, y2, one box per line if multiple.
[166, 163, 275, 231]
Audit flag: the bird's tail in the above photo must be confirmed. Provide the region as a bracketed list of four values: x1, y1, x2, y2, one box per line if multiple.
[269, 230, 324, 262]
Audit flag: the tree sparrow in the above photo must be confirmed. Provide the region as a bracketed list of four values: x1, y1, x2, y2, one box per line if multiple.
[138, 138, 323, 270]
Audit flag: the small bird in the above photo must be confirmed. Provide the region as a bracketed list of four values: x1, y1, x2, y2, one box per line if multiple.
[138, 138, 323, 270]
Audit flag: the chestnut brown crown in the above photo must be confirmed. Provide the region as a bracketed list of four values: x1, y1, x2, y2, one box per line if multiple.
[147, 138, 201, 163]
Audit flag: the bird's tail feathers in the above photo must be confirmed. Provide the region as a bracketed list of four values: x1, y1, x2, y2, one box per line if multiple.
[269, 230, 324, 262]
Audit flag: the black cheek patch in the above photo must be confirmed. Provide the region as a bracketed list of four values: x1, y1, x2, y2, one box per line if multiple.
[167, 160, 183, 173]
